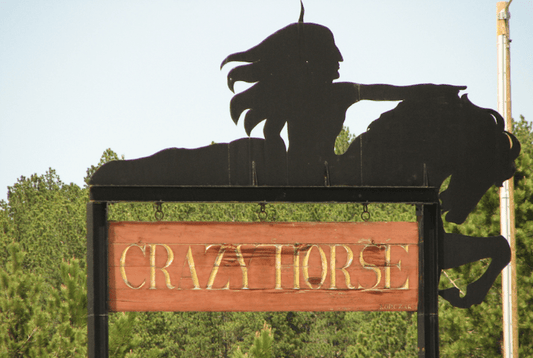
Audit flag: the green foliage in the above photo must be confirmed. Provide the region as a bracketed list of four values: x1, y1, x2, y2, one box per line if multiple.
[85, 148, 124, 185]
[0, 243, 87, 357]
[278, 311, 357, 358]
[511, 116, 533, 357]
[0, 200, 11, 267]
[2, 169, 88, 286]
[109, 312, 141, 358]
[232, 322, 274, 358]
[129, 311, 266, 357]
[335, 126, 356, 155]
[346, 312, 417, 357]
[232, 312, 418, 358]
[0, 243, 50, 357]
[46, 258, 88, 357]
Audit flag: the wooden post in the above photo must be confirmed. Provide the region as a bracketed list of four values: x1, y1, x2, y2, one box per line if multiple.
[87, 202, 109, 358]
[497, 2, 518, 357]
[418, 204, 440, 358]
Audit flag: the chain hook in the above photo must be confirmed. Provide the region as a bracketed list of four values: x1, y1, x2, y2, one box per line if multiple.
[361, 203, 371, 222]
[258, 202, 268, 222]
[154, 201, 164, 221]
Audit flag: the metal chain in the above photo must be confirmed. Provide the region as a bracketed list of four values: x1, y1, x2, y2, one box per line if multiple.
[154, 202, 164, 221]
[361, 203, 371, 222]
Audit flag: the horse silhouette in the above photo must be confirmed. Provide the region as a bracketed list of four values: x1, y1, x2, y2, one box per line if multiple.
[330, 95, 520, 307]
[90, 19, 520, 308]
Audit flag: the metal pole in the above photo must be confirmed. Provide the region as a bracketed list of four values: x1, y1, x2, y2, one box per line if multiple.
[87, 202, 109, 358]
[418, 203, 440, 357]
[497, 2, 518, 357]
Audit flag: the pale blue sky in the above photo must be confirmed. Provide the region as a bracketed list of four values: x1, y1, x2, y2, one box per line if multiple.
[1, 0, 532, 199]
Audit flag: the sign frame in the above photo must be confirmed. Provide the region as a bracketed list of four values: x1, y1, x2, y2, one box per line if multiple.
[87, 185, 440, 358]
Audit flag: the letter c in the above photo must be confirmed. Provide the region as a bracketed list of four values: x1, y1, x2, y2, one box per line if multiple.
[120, 243, 147, 289]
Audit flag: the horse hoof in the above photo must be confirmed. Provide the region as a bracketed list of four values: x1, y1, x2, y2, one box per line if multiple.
[439, 287, 460, 306]
[439, 283, 486, 308]
[439, 287, 470, 308]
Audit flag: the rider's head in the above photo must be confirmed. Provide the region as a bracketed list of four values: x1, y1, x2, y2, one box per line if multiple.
[221, 22, 343, 134]
[221, 22, 343, 90]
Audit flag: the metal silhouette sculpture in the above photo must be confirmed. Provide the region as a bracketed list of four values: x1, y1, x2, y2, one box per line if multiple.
[90, 13, 520, 309]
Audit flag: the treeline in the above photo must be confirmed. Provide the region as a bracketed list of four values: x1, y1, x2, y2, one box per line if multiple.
[1, 120, 532, 357]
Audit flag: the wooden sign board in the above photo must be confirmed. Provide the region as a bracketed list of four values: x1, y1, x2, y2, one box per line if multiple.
[109, 221, 418, 312]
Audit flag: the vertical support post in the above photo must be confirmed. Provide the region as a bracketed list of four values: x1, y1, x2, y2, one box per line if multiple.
[87, 202, 109, 358]
[418, 203, 440, 357]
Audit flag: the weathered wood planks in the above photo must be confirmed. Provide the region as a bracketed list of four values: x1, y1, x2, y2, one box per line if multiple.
[109, 222, 418, 312]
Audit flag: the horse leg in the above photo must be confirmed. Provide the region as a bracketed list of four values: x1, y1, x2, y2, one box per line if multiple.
[438, 233, 510, 308]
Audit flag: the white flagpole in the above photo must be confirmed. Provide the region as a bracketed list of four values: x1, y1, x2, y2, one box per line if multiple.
[497, 2, 518, 357]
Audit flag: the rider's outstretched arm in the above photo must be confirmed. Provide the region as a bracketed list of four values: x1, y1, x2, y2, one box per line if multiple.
[358, 83, 466, 102]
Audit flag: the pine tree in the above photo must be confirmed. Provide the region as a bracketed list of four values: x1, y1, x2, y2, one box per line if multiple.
[2, 169, 87, 287]
[345, 312, 418, 357]
[232, 322, 274, 358]
[46, 258, 88, 357]
[0, 243, 51, 357]
[0, 151, 142, 357]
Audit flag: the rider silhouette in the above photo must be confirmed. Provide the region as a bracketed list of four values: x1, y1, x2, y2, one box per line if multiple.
[221, 13, 464, 184]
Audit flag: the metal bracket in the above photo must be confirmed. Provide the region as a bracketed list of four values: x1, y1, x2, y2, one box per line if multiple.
[498, 9, 510, 20]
